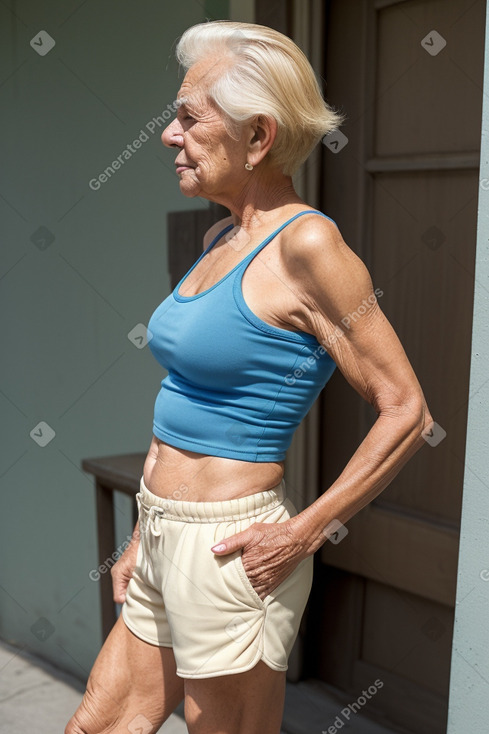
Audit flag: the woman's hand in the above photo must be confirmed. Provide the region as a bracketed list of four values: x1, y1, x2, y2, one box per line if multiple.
[111, 540, 140, 604]
[211, 514, 325, 601]
[109, 436, 160, 604]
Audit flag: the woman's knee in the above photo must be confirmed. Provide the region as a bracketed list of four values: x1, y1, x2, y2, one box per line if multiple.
[65, 710, 161, 734]
[65, 712, 93, 734]
[64, 679, 121, 734]
[65, 674, 179, 734]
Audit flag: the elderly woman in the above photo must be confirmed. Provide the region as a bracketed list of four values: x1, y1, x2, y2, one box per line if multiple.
[66, 20, 433, 734]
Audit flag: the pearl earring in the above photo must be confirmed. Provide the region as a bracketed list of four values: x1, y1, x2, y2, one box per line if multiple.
[244, 162, 253, 170]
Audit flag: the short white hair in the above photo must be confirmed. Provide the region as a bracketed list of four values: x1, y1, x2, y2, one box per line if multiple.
[175, 20, 346, 176]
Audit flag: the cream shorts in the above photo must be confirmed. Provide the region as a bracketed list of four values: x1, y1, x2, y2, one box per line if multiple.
[121, 475, 314, 679]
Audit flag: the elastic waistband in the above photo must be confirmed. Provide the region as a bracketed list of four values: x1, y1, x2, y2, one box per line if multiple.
[136, 475, 286, 523]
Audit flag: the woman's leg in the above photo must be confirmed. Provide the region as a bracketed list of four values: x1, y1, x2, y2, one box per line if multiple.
[65, 614, 184, 734]
[183, 660, 286, 734]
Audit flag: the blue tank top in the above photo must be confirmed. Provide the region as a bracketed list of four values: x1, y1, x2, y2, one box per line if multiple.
[147, 210, 337, 462]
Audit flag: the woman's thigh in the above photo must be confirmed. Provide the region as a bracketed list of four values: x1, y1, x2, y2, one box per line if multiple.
[65, 614, 184, 734]
[183, 660, 286, 734]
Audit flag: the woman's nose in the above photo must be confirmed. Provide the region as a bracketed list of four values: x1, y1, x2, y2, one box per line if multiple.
[161, 118, 184, 148]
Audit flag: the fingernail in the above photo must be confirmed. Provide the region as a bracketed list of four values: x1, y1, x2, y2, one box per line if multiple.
[211, 543, 226, 552]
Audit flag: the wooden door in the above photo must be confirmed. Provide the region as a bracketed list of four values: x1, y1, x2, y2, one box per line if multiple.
[306, 1, 485, 732]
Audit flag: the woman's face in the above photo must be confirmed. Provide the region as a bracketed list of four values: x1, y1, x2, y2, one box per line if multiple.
[161, 56, 251, 200]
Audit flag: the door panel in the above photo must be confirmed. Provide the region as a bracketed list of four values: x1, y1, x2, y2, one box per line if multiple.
[362, 581, 453, 695]
[308, 1, 485, 732]
[370, 168, 478, 522]
[375, 0, 484, 156]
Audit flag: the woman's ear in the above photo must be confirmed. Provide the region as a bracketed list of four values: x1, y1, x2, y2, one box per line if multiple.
[247, 115, 277, 167]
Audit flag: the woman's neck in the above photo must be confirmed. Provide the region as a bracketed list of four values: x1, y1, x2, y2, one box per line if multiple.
[208, 167, 306, 231]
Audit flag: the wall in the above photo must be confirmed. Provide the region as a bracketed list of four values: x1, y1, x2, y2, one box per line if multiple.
[0, 0, 228, 679]
[447, 2, 489, 730]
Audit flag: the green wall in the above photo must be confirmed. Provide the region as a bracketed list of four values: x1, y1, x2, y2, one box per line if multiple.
[446, 2, 489, 730]
[0, 0, 228, 679]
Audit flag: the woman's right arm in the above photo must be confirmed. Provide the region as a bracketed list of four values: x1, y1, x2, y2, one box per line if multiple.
[110, 436, 158, 603]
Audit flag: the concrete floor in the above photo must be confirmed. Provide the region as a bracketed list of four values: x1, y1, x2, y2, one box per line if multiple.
[0, 637, 400, 734]
[0, 638, 186, 733]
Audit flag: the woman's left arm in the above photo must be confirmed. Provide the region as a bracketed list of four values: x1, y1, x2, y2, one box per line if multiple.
[286, 216, 434, 554]
[211, 217, 435, 599]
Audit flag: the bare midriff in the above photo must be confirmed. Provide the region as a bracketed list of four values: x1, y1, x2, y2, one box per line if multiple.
[143, 435, 285, 502]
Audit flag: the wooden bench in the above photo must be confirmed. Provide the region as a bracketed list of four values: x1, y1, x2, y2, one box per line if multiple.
[81, 453, 145, 640]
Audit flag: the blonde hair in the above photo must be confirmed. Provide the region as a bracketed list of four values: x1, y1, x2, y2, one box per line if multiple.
[175, 20, 346, 176]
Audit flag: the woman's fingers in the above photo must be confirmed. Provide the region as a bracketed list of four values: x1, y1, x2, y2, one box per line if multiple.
[240, 520, 305, 599]
[111, 544, 139, 603]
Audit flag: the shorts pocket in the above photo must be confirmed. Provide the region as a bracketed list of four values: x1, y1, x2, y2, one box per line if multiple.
[233, 553, 265, 610]
[239, 554, 314, 610]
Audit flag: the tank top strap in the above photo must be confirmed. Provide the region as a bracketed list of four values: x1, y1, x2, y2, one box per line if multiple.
[204, 221, 236, 255]
[234, 209, 335, 270]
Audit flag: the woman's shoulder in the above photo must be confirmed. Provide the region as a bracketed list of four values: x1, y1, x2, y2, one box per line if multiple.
[280, 208, 343, 262]
[279, 209, 372, 306]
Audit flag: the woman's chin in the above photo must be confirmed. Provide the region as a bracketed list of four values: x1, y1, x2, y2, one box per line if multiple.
[178, 176, 201, 198]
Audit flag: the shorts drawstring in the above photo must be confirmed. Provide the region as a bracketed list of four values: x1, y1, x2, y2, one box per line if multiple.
[136, 491, 166, 537]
